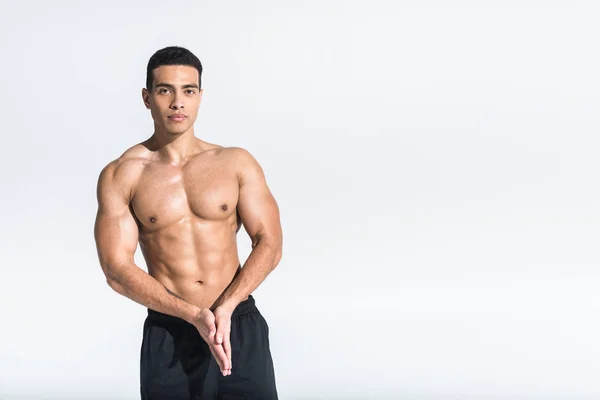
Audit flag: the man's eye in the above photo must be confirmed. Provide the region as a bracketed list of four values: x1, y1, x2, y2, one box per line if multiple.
[186, 90, 196, 94]
[158, 88, 170, 94]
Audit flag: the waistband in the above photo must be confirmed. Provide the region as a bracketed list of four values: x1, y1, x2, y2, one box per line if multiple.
[147, 295, 256, 324]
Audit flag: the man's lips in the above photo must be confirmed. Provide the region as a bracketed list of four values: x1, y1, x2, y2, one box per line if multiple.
[168, 115, 187, 121]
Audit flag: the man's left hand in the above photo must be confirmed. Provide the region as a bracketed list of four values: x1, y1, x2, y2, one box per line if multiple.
[213, 304, 235, 376]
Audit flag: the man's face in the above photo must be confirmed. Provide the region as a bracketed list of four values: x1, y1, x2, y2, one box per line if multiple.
[142, 65, 203, 135]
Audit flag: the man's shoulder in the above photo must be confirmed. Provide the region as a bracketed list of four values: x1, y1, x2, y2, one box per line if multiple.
[109, 143, 151, 168]
[218, 146, 262, 175]
[118, 142, 154, 164]
[219, 146, 258, 163]
[217, 147, 266, 187]
[98, 143, 149, 189]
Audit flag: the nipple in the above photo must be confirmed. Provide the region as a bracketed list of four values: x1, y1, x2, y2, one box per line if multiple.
[220, 204, 228, 211]
[149, 217, 157, 223]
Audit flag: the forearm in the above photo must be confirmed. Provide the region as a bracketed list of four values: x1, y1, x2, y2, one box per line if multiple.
[216, 239, 281, 310]
[104, 262, 200, 324]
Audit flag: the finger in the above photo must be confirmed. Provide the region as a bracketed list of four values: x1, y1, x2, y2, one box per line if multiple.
[205, 319, 217, 342]
[216, 320, 232, 374]
[223, 331, 232, 370]
[208, 342, 228, 372]
[207, 327, 216, 343]
[199, 310, 217, 339]
[220, 345, 230, 371]
[211, 342, 230, 372]
[215, 317, 227, 345]
[208, 345, 225, 372]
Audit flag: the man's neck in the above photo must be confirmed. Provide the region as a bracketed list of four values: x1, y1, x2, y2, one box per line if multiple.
[149, 127, 201, 165]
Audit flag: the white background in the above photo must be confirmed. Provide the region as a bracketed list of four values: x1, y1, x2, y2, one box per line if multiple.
[1, 1, 599, 399]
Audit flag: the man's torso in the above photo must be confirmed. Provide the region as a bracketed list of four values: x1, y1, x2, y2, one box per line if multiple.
[114, 140, 244, 309]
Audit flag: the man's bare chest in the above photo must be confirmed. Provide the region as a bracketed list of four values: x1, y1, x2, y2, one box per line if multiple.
[130, 161, 239, 229]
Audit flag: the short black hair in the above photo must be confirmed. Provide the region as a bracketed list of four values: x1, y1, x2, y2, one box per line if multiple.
[146, 46, 203, 90]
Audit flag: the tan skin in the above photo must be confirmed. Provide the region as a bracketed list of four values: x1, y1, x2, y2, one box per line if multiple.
[93, 65, 283, 377]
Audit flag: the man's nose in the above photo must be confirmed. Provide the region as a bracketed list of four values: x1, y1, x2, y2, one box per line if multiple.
[170, 93, 184, 109]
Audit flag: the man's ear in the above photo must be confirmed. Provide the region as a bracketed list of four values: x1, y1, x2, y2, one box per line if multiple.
[141, 88, 151, 109]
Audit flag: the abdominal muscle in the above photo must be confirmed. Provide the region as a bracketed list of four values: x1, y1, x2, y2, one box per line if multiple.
[138, 216, 244, 310]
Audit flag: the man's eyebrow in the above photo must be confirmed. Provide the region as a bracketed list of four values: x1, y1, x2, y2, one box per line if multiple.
[154, 82, 199, 89]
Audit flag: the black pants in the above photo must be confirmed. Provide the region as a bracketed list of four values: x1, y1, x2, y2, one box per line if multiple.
[140, 295, 278, 399]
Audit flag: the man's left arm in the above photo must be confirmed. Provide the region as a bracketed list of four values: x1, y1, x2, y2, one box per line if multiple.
[213, 147, 283, 323]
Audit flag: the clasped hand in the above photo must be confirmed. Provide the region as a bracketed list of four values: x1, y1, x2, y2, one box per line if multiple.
[193, 306, 234, 376]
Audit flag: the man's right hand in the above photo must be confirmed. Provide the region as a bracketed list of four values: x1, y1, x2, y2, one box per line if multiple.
[192, 308, 231, 376]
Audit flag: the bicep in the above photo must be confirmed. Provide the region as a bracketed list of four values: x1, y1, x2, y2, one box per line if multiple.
[236, 149, 282, 247]
[93, 165, 139, 276]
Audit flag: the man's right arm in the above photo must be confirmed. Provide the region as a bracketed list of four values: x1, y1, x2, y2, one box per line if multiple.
[93, 161, 200, 323]
[93, 160, 231, 374]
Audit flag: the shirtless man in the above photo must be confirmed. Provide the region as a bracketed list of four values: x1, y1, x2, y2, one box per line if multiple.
[93, 46, 283, 399]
